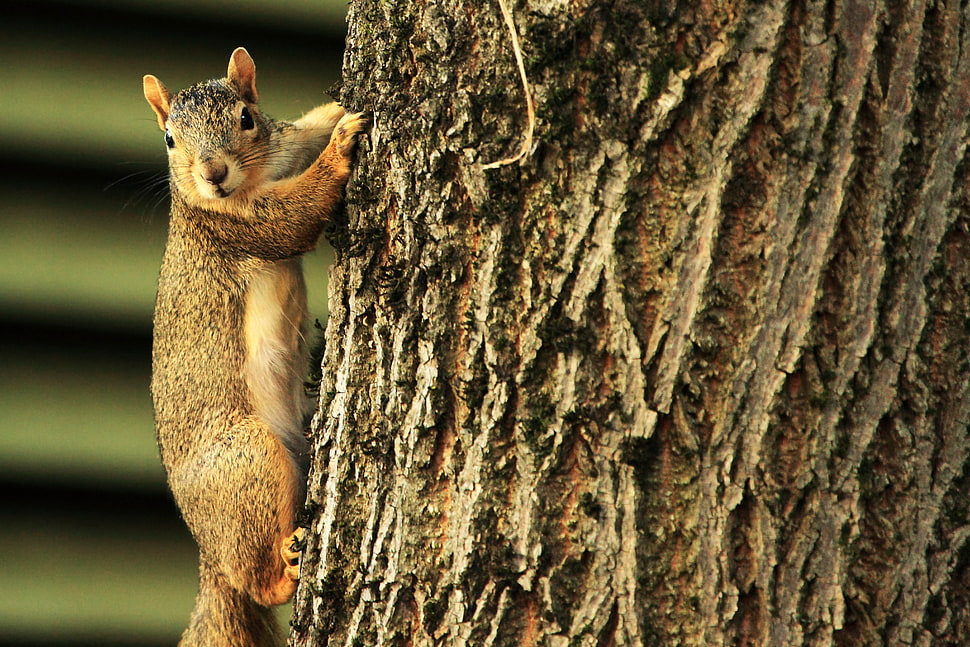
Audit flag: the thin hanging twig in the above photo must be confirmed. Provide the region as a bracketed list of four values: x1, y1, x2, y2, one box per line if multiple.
[481, 0, 536, 170]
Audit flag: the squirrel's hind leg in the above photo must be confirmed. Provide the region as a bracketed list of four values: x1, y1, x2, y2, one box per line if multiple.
[173, 416, 304, 608]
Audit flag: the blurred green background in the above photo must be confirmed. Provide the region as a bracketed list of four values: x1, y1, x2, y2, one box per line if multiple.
[0, 1, 346, 644]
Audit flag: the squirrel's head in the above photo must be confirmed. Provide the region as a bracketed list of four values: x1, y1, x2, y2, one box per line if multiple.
[143, 47, 273, 207]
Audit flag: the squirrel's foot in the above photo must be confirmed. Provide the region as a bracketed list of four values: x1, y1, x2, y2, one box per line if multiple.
[282, 527, 305, 582]
[330, 112, 369, 157]
[253, 529, 304, 607]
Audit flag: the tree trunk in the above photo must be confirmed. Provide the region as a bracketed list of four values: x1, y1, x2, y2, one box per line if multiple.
[290, 0, 970, 645]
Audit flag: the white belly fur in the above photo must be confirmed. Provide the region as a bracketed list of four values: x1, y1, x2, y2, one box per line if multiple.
[243, 259, 311, 455]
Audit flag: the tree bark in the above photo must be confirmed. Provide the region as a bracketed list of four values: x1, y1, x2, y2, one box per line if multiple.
[290, 0, 970, 645]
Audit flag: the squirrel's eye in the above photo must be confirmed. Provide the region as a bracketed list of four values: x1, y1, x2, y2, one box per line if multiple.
[240, 106, 255, 131]
[164, 130, 175, 149]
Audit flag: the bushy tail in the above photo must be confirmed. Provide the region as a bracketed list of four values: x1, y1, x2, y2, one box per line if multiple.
[178, 562, 284, 647]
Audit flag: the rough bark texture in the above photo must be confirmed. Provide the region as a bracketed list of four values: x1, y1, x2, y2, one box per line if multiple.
[290, 0, 970, 645]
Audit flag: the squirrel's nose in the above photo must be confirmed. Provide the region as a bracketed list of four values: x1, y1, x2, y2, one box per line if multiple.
[201, 161, 228, 186]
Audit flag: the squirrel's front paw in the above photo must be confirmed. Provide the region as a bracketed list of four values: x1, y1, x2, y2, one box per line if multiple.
[331, 112, 369, 157]
[282, 527, 305, 582]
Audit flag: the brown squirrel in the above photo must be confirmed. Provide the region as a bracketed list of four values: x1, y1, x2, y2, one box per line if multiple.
[143, 47, 366, 646]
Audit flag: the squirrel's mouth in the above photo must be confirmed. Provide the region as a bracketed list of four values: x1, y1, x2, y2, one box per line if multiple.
[193, 162, 237, 199]
[199, 180, 234, 199]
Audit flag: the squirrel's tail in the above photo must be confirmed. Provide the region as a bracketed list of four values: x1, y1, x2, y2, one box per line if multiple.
[178, 562, 284, 647]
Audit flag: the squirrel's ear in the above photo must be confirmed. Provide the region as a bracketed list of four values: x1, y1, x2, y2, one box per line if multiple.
[143, 75, 171, 131]
[228, 47, 258, 103]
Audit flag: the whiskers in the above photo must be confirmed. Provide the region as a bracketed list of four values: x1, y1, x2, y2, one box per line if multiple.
[106, 162, 170, 221]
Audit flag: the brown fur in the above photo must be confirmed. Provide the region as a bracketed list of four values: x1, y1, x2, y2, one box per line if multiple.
[144, 47, 366, 647]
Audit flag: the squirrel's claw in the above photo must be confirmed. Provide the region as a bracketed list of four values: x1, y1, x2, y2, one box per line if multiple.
[331, 112, 370, 157]
[282, 527, 305, 581]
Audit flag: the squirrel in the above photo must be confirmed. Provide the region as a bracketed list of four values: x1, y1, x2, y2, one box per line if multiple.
[142, 47, 366, 647]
